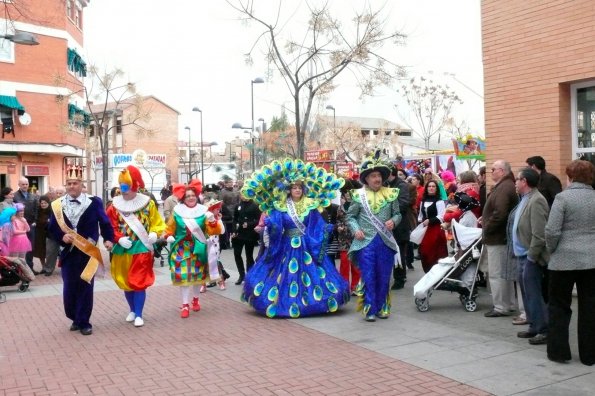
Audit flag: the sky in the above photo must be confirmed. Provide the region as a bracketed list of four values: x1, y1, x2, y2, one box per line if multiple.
[84, 0, 484, 153]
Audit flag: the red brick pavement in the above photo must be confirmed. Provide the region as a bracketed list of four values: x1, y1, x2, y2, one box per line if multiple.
[0, 284, 491, 395]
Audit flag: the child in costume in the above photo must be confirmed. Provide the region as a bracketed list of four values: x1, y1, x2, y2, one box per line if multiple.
[9, 203, 31, 259]
[108, 165, 166, 327]
[241, 158, 349, 318]
[164, 181, 223, 318]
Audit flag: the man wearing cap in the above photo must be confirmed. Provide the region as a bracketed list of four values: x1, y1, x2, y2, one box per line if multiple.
[347, 152, 401, 322]
[48, 166, 114, 335]
[107, 165, 165, 327]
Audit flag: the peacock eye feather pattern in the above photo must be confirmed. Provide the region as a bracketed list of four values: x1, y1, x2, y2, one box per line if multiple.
[240, 158, 345, 214]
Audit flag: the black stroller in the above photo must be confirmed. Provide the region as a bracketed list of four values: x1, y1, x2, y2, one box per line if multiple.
[413, 219, 482, 312]
[0, 255, 34, 294]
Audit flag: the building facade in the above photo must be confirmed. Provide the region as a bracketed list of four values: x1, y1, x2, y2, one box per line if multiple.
[482, 0, 595, 176]
[88, 95, 180, 196]
[0, 0, 89, 193]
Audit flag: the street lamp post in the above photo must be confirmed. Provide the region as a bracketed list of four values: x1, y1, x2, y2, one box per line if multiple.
[251, 77, 264, 171]
[0, 31, 39, 45]
[326, 105, 336, 134]
[192, 107, 204, 182]
[184, 126, 191, 182]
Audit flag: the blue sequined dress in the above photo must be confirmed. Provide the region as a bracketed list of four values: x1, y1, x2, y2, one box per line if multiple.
[242, 205, 350, 318]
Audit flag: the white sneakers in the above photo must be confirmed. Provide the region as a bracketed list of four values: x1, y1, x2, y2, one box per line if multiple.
[126, 312, 144, 327]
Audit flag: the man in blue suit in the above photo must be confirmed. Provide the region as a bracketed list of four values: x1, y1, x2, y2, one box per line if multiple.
[48, 166, 114, 335]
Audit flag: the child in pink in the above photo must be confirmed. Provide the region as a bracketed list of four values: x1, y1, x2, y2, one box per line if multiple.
[9, 203, 31, 259]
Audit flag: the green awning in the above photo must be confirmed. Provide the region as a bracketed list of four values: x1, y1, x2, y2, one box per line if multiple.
[0, 95, 25, 115]
[67, 48, 87, 77]
[68, 103, 91, 127]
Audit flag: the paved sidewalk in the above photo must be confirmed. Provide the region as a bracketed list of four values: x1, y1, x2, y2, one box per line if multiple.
[1, 249, 593, 395]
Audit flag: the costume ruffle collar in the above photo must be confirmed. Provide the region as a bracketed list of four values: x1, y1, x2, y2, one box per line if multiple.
[112, 194, 150, 213]
[352, 186, 399, 214]
[173, 203, 207, 218]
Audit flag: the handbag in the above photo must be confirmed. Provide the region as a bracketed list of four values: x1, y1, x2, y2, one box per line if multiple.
[409, 223, 428, 245]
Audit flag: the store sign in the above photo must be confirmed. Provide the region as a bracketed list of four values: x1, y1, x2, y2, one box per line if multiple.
[304, 149, 335, 162]
[94, 152, 167, 169]
[25, 165, 50, 176]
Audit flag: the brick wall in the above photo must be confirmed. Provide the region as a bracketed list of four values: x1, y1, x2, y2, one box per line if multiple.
[482, 0, 595, 179]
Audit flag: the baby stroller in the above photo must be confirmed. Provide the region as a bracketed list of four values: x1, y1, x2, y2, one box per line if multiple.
[413, 219, 482, 312]
[0, 255, 34, 293]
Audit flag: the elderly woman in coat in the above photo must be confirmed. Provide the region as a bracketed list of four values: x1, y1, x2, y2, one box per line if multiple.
[545, 159, 595, 366]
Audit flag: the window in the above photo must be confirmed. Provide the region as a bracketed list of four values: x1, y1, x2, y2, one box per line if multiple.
[116, 116, 122, 134]
[66, 0, 72, 18]
[571, 81, 595, 167]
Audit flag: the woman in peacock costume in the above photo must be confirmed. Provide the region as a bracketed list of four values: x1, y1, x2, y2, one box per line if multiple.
[241, 158, 350, 318]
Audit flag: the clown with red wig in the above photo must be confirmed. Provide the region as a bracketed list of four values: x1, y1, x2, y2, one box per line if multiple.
[163, 179, 223, 318]
[107, 165, 165, 327]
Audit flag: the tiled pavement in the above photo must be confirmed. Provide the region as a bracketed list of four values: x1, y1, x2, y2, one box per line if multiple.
[1, 249, 593, 395]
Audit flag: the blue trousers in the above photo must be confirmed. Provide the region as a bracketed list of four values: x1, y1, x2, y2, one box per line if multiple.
[354, 235, 395, 317]
[61, 252, 94, 329]
[518, 257, 548, 334]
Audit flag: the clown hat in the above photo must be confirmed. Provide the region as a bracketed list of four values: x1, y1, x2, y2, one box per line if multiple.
[118, 165, 145, 192]
[203, 198, 223, 212]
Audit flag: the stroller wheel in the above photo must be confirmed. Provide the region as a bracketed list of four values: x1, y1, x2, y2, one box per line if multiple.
[18, 282, 29, 292]
[464, 299, 477, 312]
[415, 298, 430, 312]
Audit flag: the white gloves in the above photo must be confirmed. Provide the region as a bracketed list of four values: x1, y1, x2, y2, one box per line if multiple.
[166, 235, 175, 244]
[148, 232, 158, 245]
[205, 211, 215, 223]
[118, 237, 132, 249]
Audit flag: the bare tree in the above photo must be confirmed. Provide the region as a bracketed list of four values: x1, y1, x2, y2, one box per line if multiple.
[397, 76, 463, 151]
[56, 67, 154, 204]
[228, 0, 406, 158]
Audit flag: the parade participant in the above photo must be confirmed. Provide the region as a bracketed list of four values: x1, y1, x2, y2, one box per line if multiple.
[9, 203, 31, 259]
[48, 165, 114, 335]
[13, 177, 38, 271]
[347, 151, 402, 322]
[164, 180, 223, 318]
[203, 197, 229, 290]
[241, 158, 349, 318]
[108, 165, 165, 327]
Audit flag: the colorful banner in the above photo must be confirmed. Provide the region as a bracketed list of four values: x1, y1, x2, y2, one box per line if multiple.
[452, 135, 486, 160]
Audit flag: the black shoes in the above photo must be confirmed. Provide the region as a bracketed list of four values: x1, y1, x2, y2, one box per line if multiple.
[484, 309, 507, 317]
[517, 331, 537, 339]
[80, 327, 93, 336]
[234, 276, 244, 285]
[69, 324, 80, 331]
[391, 282, 405, 290]
[528, 334, 547, 345]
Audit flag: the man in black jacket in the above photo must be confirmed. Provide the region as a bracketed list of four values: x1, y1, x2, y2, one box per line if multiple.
[231, 195, 261, 285]
[526, 156, 562, 208]
[13, 177, 38, 271]
[385, 167, 411, 290]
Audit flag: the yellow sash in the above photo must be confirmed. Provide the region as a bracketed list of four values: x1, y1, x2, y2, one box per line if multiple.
[51, 199, 104, 283]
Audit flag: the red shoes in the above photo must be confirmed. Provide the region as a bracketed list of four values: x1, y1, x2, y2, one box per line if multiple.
[192, 297, 201, 312]
[181, 304, 189, 319]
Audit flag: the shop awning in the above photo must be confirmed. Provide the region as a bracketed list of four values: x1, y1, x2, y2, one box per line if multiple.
[0, 95, 25, 115]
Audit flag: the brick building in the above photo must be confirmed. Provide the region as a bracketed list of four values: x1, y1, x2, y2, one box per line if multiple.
[482, 0, 595, 177]
[88, 95, 180, 196]
[0, 0, 89, 193]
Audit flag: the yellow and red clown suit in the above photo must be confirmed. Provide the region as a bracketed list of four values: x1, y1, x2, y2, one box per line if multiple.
[107, 165, 165, 327]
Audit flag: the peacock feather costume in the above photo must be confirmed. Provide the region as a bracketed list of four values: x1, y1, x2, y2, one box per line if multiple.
[241, 158, 350, 318]
[241, 158, 345, 215]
